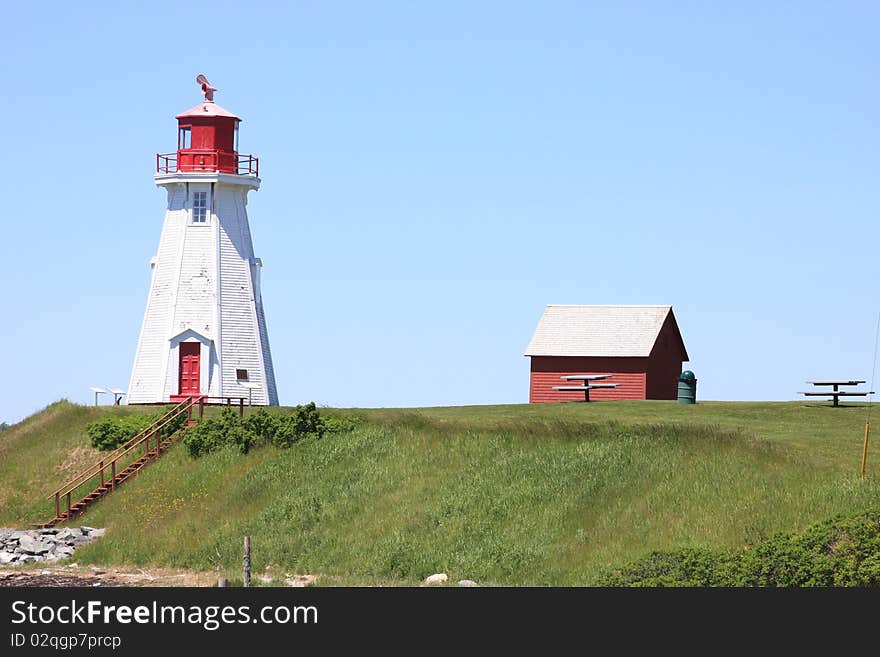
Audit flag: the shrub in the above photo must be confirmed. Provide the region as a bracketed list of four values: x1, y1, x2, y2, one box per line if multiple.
[183, 403, 329, 458]
[86, 406, 186, 451]
[273, 403, 325, 448]
[599, 509, 880, 587]
[243, 408, 277, 444]
[86, 405, 191, 451]
[184, 408, 245, 457]
[87, 414, 154, 451]
[321, 414, 359, 435]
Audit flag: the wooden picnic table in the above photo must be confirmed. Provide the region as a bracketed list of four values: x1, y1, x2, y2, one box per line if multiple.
[552, 374, 618, 402]
[800, 380, 872, 407]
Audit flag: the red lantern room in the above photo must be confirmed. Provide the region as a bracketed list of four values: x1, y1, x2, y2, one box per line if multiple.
[156, 75, 258, 176]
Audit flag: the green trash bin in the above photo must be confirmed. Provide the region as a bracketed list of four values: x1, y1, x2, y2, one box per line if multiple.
[677, 370, 697, 404]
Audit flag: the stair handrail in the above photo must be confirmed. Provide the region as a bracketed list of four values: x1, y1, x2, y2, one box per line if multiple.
[46, 398, 196, 500]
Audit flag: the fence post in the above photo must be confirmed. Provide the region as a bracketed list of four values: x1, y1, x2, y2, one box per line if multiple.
[199, 397, 204, 420]
[111, 461, 116, 489]
[243, 536, 251, 588]
[66, 492, 71, 517]
[239, 398, 244, 418]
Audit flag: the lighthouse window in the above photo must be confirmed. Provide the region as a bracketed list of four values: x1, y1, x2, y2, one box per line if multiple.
[178, 126, 191, 149]
[236, 369, 249, 381]
[192, 191, 208, 223]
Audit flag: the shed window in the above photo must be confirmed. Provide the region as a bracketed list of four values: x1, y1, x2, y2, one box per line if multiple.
[178, 126, 191, 149]
[192, 191, 207, 223]
[236, 369, 249, 381]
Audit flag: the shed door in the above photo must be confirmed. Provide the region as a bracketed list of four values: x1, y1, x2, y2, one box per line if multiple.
[178, 343, 201, 396]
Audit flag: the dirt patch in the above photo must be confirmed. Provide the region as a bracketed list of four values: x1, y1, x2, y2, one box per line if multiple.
[54, 445, 102, 476]
[0, 564, 215, 587]
[0, 571, 123, 587]
[0, 564, 319, 587]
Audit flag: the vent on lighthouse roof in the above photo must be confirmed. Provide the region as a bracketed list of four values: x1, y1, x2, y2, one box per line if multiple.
[524, 304, 688, 359]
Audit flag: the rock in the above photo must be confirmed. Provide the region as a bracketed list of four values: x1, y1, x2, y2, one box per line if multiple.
[89, 528, 106, 539]
[56, 528, 76, 541]
[80, 527, 95, 535]
[18, 536, 51, 555]
[422, 573, 448, 586]
[0, 552, 18, 564]
[457, 579, 479, 587]
[18, 555, 36, 564]
[90, 567, 106, 575]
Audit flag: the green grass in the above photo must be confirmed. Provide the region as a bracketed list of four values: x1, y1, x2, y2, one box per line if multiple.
[1, 399, 879, 585]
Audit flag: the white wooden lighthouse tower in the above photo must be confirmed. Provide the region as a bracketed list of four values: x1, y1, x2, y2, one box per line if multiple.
[128, 76, 278, 406]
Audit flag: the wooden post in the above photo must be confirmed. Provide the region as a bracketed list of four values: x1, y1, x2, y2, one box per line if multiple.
[861, 421, 870, 480]
[111, 461, 116, 489]
[239, 397, 244, 417]
[66, 492, 71, 517]
[243, 535, 251, 588]
[199, 396, 205, 420]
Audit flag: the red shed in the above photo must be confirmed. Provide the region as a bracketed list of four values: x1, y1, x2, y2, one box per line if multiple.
[524, 305, 689, 403]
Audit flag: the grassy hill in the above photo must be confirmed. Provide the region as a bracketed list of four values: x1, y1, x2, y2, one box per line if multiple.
[1, 399, 879, 585]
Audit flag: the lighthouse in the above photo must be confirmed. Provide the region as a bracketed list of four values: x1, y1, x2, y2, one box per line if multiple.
[127, 76, 278, 406]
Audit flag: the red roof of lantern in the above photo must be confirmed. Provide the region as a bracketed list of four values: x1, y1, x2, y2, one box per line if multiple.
[176, 102, 241, 121]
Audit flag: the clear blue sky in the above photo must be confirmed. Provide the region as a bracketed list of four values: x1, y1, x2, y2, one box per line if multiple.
[1, 2, 878, 423]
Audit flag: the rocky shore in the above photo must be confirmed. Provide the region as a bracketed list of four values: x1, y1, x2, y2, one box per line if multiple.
[0, 527, 105, 564]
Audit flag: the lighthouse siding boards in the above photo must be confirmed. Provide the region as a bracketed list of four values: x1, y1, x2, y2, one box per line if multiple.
[525, 305, 688, 403]
[216, 184, 274, 403]
[128, 89, 278, 406]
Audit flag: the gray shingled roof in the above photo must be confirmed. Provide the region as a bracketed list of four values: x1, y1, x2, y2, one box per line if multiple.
[524, 305, 686, 358]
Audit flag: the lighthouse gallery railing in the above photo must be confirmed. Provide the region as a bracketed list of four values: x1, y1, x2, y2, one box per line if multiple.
[156, 151, 259, 176]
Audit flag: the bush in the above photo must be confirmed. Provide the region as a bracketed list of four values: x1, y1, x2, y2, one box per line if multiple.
[599, 509, 880, 587]
[272, 403, 325, 449]
[87, 415, 153, 451]
[183, 403, 331, 458]
[87, 405, 190, 451]
[184, 408, 245, 457]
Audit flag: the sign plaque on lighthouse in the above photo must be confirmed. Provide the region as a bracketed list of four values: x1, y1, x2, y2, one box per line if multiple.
[128, 76, 278, 406]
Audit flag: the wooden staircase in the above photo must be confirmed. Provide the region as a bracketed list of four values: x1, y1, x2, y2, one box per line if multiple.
[41, 398, 198, 527]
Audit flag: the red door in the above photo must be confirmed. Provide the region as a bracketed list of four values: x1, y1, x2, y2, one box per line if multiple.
[178, 343, 201, 396]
